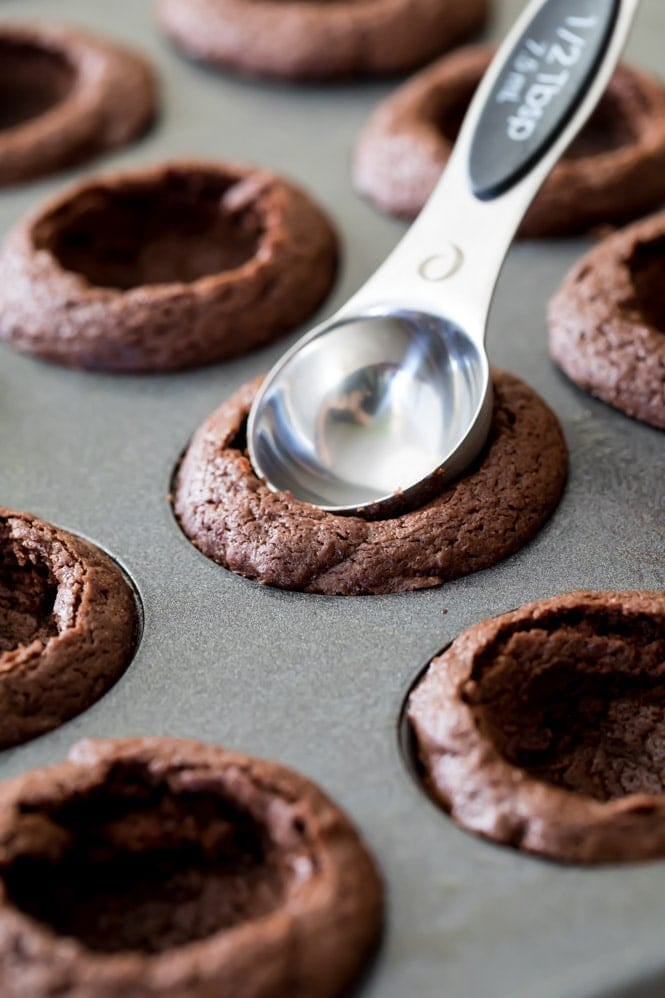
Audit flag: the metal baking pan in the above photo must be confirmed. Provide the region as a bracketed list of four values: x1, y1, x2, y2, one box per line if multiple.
[1, 0, 664, 995]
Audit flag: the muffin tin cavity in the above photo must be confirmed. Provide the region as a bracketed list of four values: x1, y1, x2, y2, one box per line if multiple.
[0, 509, 139, 749]
[354, 50, 665, 236]
[0, 161, 337, 372]
[33, 171, 264, 291]
[408, 591, 665, 864]
[0, 38, 74, 132]
[0, 739, 383, 997]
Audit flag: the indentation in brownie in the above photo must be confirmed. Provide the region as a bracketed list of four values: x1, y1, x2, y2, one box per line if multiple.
[464, 607, 665, 802]
[0, 39, 75, 132]
[0, 525, 58, 653]
[1, 761, 299, 954]
[33, 171, 265, 290]
[564, 91, 637, 160]
[434, 79, 477, 145]
[624, 235, 665, 332]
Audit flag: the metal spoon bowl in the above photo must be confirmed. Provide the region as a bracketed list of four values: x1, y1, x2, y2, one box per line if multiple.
[248, 310, 491, 513]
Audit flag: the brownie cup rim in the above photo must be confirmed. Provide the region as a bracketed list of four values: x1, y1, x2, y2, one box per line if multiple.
[16, 160, 302, 298]
[0, 22, 156, 185]
[548, 210, 665, 430]
[408, 589, 665, 864]
[157, 0, 489, 81]
[0, 26, 78, 138]
[0, 737, 383, 994]
[172, 368, 568, 596]
[0, 157, 338, 371]
[158, 0, 475, 30]
[0, 506, 141, 651]
[549, 211, 665, 333]
[0, 507, 140, 749]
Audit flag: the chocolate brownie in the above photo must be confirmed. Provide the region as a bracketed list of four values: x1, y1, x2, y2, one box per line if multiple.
[0, 161, 338, 372]
[549, 211, 665, 429]
[0, 737, 383, 997]
[354, 47, 665, 238]
[156, 0, 489, 81]
[408, 590, 665, 864]
[0, 508, 138, 749]
[172, 369, 568, 596]
[0, 22, 156, 186]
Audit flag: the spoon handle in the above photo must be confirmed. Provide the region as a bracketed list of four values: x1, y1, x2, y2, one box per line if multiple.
[346, 0, 641, 342]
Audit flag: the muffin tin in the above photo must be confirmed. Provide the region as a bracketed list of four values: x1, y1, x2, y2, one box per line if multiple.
[1, 0, 664, 996]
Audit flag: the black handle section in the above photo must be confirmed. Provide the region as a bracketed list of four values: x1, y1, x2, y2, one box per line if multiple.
[469, 0, 621, 200]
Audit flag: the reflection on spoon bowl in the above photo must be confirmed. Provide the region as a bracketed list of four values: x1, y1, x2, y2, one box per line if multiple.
[248, 310, 492, 516]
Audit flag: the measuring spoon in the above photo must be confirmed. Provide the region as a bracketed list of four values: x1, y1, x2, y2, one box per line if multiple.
[248, 0, 640, 516]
